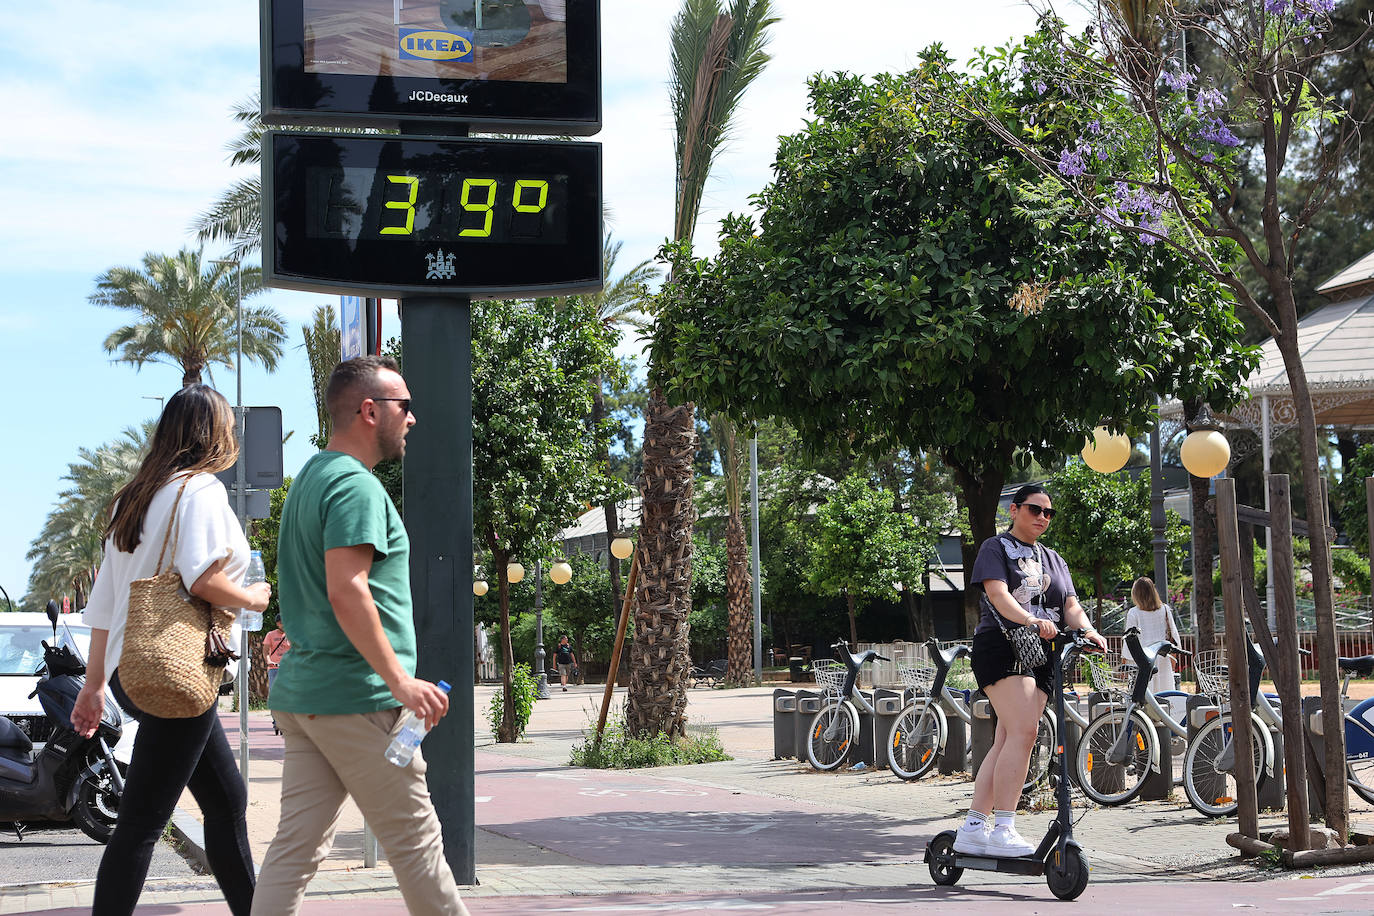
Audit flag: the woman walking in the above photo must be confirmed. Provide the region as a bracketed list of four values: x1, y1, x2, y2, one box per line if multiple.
[1125, 577, 1183, 694]
[72, 384, 269, 915]
[952, 484, 1106, 857]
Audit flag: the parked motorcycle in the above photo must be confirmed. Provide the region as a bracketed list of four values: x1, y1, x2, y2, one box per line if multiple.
[0, 604, 126, 843]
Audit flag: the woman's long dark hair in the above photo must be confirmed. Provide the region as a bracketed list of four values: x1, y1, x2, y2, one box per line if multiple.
[1010, 484, 1049, 506]
[105, 385, 239, 554]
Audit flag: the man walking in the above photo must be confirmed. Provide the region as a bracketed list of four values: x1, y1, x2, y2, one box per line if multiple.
[253, 356, 468, 915]
[554, 635, 577, 691]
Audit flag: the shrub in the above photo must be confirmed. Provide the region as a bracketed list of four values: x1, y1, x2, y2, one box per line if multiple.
[487, 663, 539, 740]
[568, 712, 731, 769]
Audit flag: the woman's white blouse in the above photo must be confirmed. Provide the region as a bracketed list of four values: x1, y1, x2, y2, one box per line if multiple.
[83, 473, 249, 686]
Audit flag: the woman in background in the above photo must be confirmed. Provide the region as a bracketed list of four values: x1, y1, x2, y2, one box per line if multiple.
[1125, 576, 1183, 694]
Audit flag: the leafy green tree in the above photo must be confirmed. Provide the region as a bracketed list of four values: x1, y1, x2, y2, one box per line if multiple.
[981, 5, 1366, 839]
[806, 473, 937, 645]
[650, 58, 1253, 632]
[630, 0, 778, 740]
[1337, 442, 1374, 557]
[542, 553, 622, 675]
[91, 248, 285, 387]
[473, 295, 625, 741]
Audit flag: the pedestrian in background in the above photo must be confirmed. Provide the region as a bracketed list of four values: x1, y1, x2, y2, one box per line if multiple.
[252, 356, 468, 916]
[554, 635, 577, 691]
[72, 385, 266, 916]
[1125, 577, 1183, 694]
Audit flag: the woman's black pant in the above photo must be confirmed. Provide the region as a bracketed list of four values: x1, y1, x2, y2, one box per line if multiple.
[95, 671, 254, 915]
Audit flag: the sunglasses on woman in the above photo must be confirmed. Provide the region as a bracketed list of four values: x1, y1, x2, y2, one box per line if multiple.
[1016, 503, 1056, 520]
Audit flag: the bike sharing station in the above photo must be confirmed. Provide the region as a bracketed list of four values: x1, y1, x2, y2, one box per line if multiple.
[260, 0, 603, 884]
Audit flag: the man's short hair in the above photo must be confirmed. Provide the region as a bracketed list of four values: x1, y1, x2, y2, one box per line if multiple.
[326, 355, 401, 424]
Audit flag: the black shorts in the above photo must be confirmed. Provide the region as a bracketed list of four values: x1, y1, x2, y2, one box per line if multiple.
[972, 629, 1053, 697]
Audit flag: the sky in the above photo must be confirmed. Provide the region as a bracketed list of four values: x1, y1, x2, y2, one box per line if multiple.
[0, 0, 1064, 603]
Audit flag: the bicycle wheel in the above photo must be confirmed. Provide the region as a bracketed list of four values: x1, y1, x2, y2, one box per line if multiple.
[1024, 710, 1055, 792]
[1073, 709, 1153, 805]
[1182, 714, 1268, 817]
[888, 702, 943, 780]
[807, 702, 859, 771]
[1347, 757, 1374, 805]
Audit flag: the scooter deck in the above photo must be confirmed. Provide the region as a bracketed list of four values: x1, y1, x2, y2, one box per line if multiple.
[951, 852, 1046, 876]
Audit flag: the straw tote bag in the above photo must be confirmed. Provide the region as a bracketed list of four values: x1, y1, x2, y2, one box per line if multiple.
[119, 477, 239, 718]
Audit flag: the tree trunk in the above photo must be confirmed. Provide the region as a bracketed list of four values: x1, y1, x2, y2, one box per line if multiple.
[949, 457, 1010, 636]
[626, 390, 695, 739]
[247, 631, 269, 703]
[487, 538, 518, 743]
[724, 510, 752, 684]
[1186, 400, 1218, 654]
[1093, 565, 1105, 627]
[846, 591, 858, 646]
[1272, 323, 1348, 842]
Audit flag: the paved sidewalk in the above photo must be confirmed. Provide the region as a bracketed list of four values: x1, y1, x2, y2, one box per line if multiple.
[3, 682, 1373, 914]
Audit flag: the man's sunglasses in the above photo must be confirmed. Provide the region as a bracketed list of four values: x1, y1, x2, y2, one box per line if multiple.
[357, 397, 411, 415]
[1016, 503, 1056, 520]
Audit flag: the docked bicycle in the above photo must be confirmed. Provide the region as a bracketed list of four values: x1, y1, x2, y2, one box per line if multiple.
[806, 640, 889, 771]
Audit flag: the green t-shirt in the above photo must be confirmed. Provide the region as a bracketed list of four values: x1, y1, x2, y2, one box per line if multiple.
[270, 451, 415, 714]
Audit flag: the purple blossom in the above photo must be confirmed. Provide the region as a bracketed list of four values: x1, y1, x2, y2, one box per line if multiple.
[1086, 119, 1102, 135]
[1265, 0, 1290, 13]
[1160, 68, 1195, 93]
[1195, 88, 1226, 113]
[1034, 79, 1048, 95]
[1197, 116, 1241, 147]
[1201, 151, 1216, 164]
[1057, 144, 1089, 177]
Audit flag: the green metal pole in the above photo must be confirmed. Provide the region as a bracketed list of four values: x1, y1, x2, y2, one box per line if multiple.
[401, 296, 475, 885]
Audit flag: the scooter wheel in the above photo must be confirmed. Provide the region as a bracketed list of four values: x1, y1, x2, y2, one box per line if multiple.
[1046, 845, 1090, 901]
[72, 765, 122, 844]
[926, 830, 963, 886]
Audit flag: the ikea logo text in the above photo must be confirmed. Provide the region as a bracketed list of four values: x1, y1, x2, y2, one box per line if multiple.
[399, 29, 474, 62]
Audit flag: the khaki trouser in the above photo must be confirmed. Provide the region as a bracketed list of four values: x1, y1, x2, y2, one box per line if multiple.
[251, 708, 469, 916]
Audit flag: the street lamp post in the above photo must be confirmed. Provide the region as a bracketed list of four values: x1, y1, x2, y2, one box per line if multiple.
[534, 559, 549, 699]
[212, 256, 250, 787]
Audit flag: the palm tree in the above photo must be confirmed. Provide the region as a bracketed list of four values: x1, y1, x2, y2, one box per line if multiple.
[301, 305, 341, 448]
[192, 95, 265, 260]
[627, 0, 776, 738]
[25, 424, 153, 608]
[91, 248, 285, 387]
[710, 413, 753, 684]
[561, 235, 659, 622]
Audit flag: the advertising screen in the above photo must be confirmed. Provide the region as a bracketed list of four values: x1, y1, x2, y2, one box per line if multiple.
[262, 0, 600, 132]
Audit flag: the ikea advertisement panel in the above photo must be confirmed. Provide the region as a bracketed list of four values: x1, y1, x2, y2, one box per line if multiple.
[261, 0, 600, 133]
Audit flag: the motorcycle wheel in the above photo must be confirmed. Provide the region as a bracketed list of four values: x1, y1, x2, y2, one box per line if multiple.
[72, 763, 123, 844]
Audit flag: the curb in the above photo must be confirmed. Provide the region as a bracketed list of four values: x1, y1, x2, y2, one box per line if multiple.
[168, 806, 209, 873]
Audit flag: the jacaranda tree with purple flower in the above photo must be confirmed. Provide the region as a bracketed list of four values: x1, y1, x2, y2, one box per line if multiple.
[647, 57, 1255, 634]
[944, 0, 1369, 845]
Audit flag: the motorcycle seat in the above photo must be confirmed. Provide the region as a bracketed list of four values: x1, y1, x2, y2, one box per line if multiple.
[0, 717, 34, 756]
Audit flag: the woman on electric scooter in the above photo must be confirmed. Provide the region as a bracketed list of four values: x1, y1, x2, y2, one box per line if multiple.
[70, 385, 269, 915]
[953, 484, 1106, 857]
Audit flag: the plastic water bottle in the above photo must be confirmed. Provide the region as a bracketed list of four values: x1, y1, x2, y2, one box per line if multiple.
[385, 680, 452, 767]
[240, 550, 266, 632]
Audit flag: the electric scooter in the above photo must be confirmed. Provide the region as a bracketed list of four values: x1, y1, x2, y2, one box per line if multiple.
[924, 629, 1099, 902]
[0, 608, 126, 843]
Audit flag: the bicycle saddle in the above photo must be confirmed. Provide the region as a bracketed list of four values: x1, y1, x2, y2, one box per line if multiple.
[1339, 655, 1374, 677]
[926, 640, 970, 670]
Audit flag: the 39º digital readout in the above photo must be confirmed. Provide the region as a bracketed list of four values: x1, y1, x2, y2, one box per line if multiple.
[305, 167, 569, 245]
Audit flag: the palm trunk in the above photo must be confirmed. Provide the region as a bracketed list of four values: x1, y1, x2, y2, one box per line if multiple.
[724, 510, 752, 684]
[592, 382, 625, 619]
[247, 632, 269, 702]
[626, 390, 695, 738]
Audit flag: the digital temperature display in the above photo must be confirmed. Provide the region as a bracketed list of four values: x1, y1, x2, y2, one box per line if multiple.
[265, 132, 602, 297]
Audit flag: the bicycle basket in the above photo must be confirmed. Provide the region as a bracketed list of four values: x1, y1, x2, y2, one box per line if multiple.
[1081, 651, 1132, 699]
[897, 662, 935, 694]
[811, 660, 849, 697]
[1193, 651, 1229, 700]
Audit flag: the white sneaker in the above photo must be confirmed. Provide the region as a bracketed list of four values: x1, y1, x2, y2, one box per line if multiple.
[952, 822, 990, 855]
[986, 823, 1036, 857]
